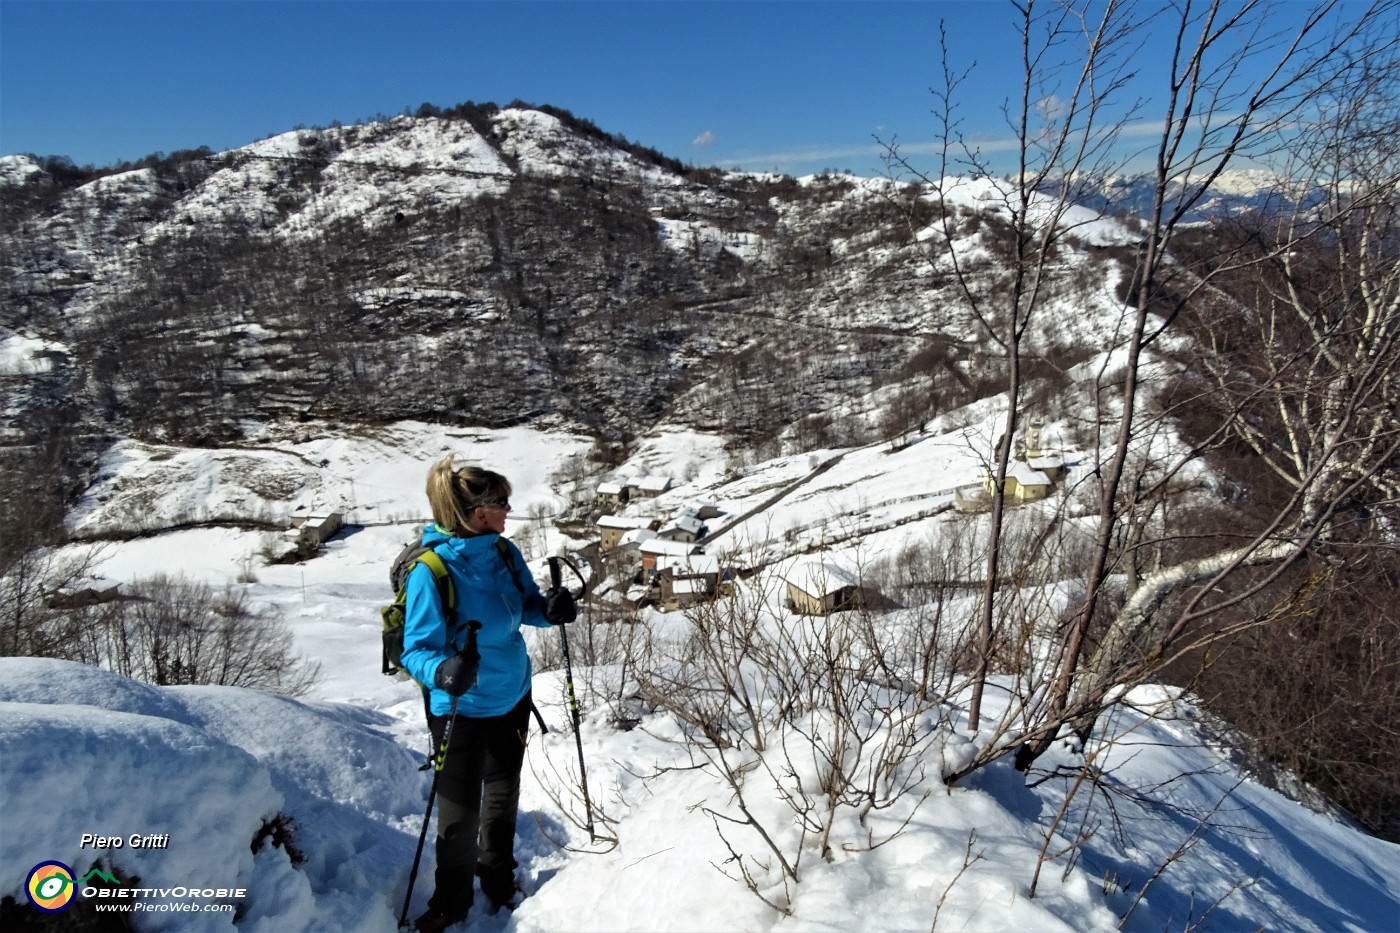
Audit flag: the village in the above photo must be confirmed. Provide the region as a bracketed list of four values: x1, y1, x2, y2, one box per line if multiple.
[274, 414, 1070, 620]
[573, 414, 1068, 618]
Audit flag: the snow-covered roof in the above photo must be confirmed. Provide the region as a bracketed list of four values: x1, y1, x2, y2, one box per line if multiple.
[656, 552, 720, 575]
[640, 538, 700, 556]
[1027, 454, 1063, 471]
[635, 475, 673, 494]
[1007, 462, 1051, 487]
[660, 513, 704, 536]
[618, 528, 657, 548]
[597, 481, 625, 495]
[782, 557, 863, 595]
[598, 515, 653, 530]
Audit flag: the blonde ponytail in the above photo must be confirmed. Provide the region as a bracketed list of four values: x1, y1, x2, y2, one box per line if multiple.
[425, 456, 512, 535]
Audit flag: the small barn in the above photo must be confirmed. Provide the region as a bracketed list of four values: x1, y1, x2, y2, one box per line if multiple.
[630, 475, 673, 500]
[685, 499, 722, 520]
[782, 557, 873, 616]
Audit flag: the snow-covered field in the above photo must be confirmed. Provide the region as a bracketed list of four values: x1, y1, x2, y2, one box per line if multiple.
[3, 421, 1397, 931]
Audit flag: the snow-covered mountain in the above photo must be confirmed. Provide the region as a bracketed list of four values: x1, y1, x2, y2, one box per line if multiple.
[1, 104, 1142, 496]
[1067, 167, 1329, 224]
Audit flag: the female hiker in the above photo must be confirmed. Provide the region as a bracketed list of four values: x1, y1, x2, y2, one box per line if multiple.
[399, 457, 576, 933]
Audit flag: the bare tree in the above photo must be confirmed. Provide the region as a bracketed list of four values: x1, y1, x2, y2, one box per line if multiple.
[620, 552, 954, 914]
[1025, 0, 1400, 772]
[887, 0, 1399, 777]
[886, 0, 1149, 729]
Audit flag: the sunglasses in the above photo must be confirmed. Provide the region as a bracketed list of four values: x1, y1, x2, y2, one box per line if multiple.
[480, 497, 511, 511]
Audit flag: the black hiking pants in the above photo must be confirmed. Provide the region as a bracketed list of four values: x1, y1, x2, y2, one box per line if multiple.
[426, 692, 532, 918]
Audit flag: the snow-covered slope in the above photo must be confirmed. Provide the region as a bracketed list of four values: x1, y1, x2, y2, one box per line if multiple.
[4, 415, 1397, 931]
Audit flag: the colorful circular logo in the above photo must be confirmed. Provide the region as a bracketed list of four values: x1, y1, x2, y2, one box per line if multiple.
[25, 861, 76, 913]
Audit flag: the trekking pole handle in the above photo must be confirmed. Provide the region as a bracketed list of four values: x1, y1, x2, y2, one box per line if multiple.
[547, 554, 562, 591]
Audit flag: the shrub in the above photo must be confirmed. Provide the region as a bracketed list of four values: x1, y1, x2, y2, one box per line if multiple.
[76, 575, 319, 695]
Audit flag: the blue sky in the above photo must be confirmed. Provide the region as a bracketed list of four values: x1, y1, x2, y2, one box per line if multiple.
[0, 0, 1042, 177]
[0, 1, 1360, 179]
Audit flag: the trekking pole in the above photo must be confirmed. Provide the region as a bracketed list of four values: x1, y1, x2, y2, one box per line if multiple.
[549, 554, 596, 842]
[399, 694, 458, 930]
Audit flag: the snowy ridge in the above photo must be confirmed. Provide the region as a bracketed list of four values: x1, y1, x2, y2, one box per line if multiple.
[65, 421, 594, 536]
[164, 118, 514, 240]
[1, 104, 1190, 455]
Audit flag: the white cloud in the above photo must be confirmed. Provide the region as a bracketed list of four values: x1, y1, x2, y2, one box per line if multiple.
[714, 142, 886, 171]
[691, 130, 717, 147]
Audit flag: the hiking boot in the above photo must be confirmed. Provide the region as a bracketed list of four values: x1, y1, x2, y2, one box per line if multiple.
[476, 864, 520, 912]
[413, 907, 468, 933]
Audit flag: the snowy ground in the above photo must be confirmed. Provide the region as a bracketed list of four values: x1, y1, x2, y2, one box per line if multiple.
[3, 421, 1397, 932]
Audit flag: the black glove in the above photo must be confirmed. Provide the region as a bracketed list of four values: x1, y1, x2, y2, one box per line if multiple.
[434, 649, 478, 696]
[543, 587, 577, 625]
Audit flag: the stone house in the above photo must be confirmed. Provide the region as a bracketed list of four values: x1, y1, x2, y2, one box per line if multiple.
[595, 481, 628, 509]
[656, 553, 723, 611]
[597, 514, 657, 550]
[639, 538, 703, 578]
[289, 509, 344, 548]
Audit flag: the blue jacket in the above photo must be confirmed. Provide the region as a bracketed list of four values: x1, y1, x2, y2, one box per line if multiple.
[400, 524, 551, 717]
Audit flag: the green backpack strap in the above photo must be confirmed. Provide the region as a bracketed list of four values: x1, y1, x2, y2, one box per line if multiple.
[416, 549, 465, 652]
[417, 549, 455, 609]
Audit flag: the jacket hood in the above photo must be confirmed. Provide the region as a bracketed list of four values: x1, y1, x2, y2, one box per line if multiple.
[420, 523, 499, 553]
[421, 523, 452, 548]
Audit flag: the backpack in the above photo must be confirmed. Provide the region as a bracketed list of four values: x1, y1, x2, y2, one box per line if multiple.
[381, 543, 452, 678]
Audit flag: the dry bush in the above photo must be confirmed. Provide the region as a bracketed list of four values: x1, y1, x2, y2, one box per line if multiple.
[1171, 553, 1400, 841]
[73, 575, 319, 695]
[620, 564, 955, 915]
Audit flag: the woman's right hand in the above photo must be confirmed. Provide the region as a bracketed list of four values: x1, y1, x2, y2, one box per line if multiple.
[544, 588, 577, 625]
[434, 650, 478, 696]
